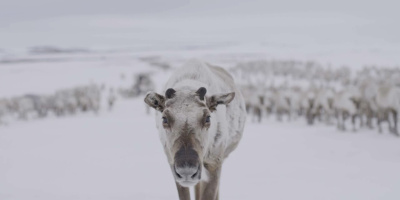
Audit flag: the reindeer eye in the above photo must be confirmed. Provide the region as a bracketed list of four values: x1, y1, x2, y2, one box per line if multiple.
[205, 116, 211, 123]
[162, 117, 168, 124]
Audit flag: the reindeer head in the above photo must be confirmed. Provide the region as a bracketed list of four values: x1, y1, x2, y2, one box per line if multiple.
[144, 87, 234, 187]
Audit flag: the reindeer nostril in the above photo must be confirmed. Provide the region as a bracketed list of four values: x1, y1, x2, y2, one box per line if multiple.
[191, 170, 198, 179]
[191, 165, 201, 179]
[174, 165, 200, 180]
[175, 170, 182, 178]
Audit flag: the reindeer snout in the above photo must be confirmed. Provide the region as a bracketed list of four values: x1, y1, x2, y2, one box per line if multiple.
[174, 164, 201, 180]
[173, 147, 201, 186]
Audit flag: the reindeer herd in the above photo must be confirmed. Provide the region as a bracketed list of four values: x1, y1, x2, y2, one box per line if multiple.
[0, 72, 156, 126]
[1, 59, 399, 137]
[0, 84, 103, 125]
[233, 60, 400, 136]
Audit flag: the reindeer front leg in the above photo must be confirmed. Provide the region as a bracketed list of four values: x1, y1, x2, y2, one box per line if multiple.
[201, 164, 222, 200]
[195, 182, 202, 200]
[176, 182, 191, 200]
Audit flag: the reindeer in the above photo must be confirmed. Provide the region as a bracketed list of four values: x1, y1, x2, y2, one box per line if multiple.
[374, 85, 400, 136]
[144, 60, 246, 200]
[357, 78, 379, 129]
[286, 86, 303, 120]
[270, 87, 291, 122]
[333, 88, 361, 132]
[308, 88, 335, 125]
[14, 96, 36, 120]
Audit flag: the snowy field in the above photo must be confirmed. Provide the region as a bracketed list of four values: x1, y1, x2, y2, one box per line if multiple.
[1, 2, 400, 198]
[1, 46, 400, 200]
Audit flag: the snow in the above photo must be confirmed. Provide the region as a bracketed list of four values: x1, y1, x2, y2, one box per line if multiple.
[1, 5, 400, 198]
[1, 51, 400, 200]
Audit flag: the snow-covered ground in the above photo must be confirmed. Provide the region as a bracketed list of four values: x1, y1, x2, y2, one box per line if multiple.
[1, 0, 400, 198]
[1, 49, 400, 200]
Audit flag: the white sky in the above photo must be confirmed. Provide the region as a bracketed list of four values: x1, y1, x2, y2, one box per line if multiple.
[0, 0, 399, 49]
[1, 0, 398, 23]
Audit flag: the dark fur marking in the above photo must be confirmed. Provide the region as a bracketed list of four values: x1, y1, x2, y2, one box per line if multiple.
[163, 110, 175, 127]
[174, 123, 199, 168]
[196, 87, 207, 100]
[174, 146, 199, 168]
[165, 88, 176, 99]
[197, 109, 211, 129]
[213, 122, 222, 146]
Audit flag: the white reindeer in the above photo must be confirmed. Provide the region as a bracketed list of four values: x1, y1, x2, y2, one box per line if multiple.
[374, 84, 400, 135]
[15, 96, 36, 120]
[144, 60, 246, 200]
[308, 88, 335, 125]
[333, 88, 361, 131]
[271, 88, 291, 121]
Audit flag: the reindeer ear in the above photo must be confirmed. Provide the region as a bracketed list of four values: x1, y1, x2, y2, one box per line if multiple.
[207, 92, 235, 112]
[144, 91, 165, 112]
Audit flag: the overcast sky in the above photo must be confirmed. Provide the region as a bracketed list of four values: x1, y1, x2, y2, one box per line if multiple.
[1, 0, 399, 23]
[1, 0, 399, 49]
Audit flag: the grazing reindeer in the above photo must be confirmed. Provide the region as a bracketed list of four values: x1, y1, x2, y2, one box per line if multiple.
[144, 60, 246, 200]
